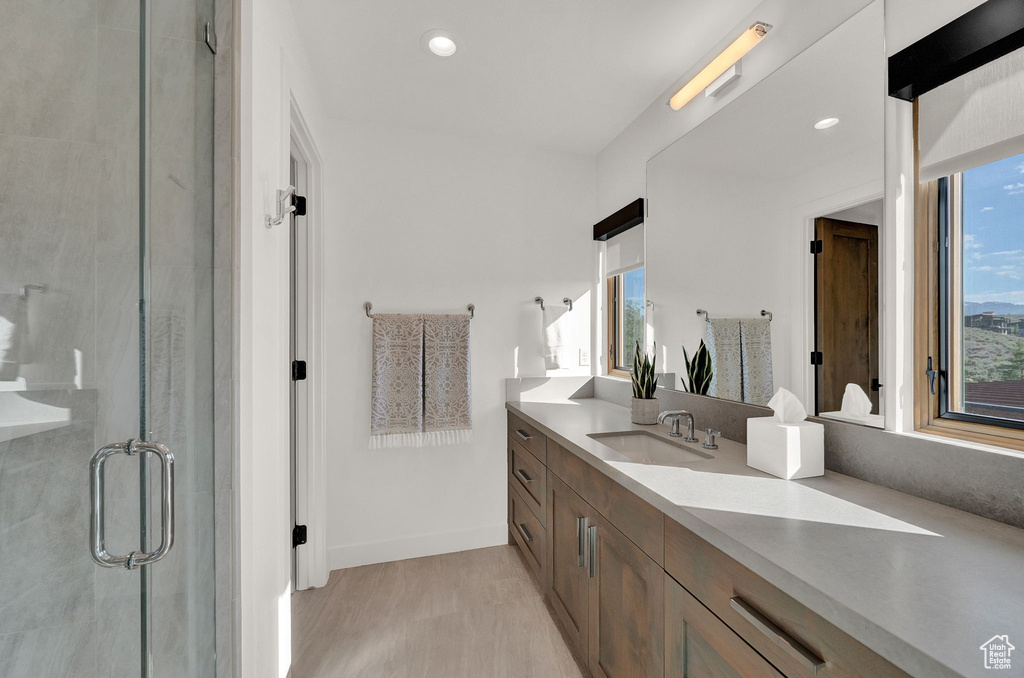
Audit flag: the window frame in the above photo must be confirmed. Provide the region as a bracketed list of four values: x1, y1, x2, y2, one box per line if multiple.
[914, 101, 1024, 449]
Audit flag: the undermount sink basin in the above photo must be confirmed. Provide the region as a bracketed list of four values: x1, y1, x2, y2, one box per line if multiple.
[587, 431, 713, 466]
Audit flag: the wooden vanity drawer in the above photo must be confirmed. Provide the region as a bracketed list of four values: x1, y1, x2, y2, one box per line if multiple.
[665, 519, 910, 678]
[508, 412, 547, 463]
[547, 439, 664, 566]
[509, 483, 545, 580]
[509, 439, 546, 525]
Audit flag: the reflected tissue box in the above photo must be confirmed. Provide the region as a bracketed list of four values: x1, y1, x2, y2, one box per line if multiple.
[746, 417, 824, 480]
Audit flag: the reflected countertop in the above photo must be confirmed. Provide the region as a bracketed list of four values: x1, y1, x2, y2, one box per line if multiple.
[507, 396, 1024, 678]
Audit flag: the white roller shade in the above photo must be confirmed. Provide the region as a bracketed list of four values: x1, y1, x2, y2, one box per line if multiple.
[605, 224, 644, 277]
[919, 46, 1024, 182]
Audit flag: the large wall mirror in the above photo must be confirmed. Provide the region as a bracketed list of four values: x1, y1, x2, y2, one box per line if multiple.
[645, 1, 885, 427]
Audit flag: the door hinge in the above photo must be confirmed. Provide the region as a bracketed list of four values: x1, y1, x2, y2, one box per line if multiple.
[810, 351, 823, 365]
[871, 378, 883, 391]
[292, 360, 307, 381]
[292, 194, 307, 217]
[810, 239, 823, 254]
[292, 525, 307, 548]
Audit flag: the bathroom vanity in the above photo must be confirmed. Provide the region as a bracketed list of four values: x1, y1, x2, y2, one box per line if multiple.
[506, 395, 1024, 678]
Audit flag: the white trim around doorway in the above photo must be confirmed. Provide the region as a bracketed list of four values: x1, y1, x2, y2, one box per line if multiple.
[290, 95, 328, 590]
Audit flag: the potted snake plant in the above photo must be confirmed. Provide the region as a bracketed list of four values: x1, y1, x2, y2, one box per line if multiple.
[630, 341, 660, 424]
[682, 340, 713, 395]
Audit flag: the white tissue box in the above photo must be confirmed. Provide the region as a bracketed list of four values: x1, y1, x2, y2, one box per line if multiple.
[746, 417, 824, 480]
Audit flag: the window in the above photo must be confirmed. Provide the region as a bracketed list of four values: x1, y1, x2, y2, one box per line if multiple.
[920, 151, 1024, 442]
[606, 267, 645, 378]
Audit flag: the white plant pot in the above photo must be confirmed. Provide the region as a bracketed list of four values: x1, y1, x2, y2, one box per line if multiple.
[631, 397, 659, 425]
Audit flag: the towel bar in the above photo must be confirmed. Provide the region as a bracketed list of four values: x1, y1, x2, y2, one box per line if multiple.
[535, 297, 573, 311]
[697, 308, 772, 322]
[364, 301, 475, 319]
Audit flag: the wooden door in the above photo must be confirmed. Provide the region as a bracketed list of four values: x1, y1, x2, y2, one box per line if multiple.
[588, 511, 664, 678]
[547, 473, 591, 659]
[815, 218, 880, 415]
[665, 574, 785, 677]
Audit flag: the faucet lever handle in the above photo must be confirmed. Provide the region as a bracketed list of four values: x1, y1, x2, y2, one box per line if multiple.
[702, 428, 721, 450]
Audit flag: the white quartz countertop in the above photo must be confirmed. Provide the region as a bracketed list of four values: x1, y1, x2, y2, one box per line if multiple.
[507, 397, 1024, 678]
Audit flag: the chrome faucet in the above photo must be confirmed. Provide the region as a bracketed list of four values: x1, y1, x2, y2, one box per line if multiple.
[657, 410, 698, 442]
[703, 428, 721, 450]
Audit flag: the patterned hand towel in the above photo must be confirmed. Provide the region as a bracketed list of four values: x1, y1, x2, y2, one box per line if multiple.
[423, 314, 472, 444]
[371, 313, 472, 448]
[739, 317, 773, 406]
[705, 318, 743, 401]
[371, 314, 425, 448]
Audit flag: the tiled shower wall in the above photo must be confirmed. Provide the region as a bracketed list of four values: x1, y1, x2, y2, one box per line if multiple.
[0, 0, 234, 675]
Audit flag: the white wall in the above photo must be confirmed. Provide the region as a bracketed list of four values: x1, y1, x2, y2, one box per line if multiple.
[238, 0, 328, 675]
[322, 119, 595, 569]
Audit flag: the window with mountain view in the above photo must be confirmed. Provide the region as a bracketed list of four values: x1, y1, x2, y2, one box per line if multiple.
[943, 152, 1024, 425]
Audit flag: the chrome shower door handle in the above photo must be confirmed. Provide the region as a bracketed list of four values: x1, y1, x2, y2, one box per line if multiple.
[90, 439, 175, 570]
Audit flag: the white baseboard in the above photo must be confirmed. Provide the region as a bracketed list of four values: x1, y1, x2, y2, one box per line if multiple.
[327, 523, 509, 571]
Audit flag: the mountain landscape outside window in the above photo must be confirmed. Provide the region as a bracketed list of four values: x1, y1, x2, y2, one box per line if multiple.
[952, 152, 1024, 422]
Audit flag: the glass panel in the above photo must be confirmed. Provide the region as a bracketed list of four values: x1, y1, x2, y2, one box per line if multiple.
[143, 0, 218, 675]
[0, 0, 217, 675]
[622, 268, 646, 365]
[950, 152, 1024, 423]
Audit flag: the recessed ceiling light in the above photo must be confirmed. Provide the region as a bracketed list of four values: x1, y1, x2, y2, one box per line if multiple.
[814, 117, 840, 130]
[422, 30, 457, 57]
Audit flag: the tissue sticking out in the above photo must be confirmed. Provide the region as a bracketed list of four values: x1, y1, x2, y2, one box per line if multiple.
[841, 383, 873, 416]
[767, 387, 807, 423]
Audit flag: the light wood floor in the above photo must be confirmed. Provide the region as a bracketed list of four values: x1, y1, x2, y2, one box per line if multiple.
[291, 545, 587, 678]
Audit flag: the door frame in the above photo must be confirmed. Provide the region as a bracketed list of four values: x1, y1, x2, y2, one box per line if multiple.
[290, 96, 328, 590]
[795, 184, 884, 418]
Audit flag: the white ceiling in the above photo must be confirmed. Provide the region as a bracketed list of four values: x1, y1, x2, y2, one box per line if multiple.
[290, 0, 762, 156]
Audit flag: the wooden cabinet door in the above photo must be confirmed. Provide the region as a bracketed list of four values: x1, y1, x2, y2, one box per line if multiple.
[547, 473, 590, 659]
[588, 510, 665, 678]
[665, 574, 785, 678]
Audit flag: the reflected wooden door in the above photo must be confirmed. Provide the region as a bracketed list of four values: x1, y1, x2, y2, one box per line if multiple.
[814, 218, 880, 414]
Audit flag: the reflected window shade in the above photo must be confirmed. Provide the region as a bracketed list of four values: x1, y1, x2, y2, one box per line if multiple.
[605, 224, 644, 277]
[919, 47, 1024, 182]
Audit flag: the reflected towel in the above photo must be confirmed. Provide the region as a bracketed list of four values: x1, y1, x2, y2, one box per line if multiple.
[740, 317, 773, 406]
[543, 306, 572, 370]
[0, 294, 27, 367]
[705, 318, 742, 401]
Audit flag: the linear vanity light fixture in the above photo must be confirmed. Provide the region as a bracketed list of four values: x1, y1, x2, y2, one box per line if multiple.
[669, 22, 772, 111]
[534, 297, 573, 312]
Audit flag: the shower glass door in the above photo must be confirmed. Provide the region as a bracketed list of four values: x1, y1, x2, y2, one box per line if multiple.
[0, 0, 218, 676]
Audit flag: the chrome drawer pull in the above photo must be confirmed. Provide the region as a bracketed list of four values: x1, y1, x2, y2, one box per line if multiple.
[730, 597, 825, 675]
[588, 525, 598, 578]
[515, 429, 533, 441]
[515, 468, 535, 484]
[517, 522, 534, 543]
[577, 516, 587, 567]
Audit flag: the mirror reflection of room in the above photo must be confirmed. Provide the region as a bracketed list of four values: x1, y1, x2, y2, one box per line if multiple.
[645, 1, 884, 426]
